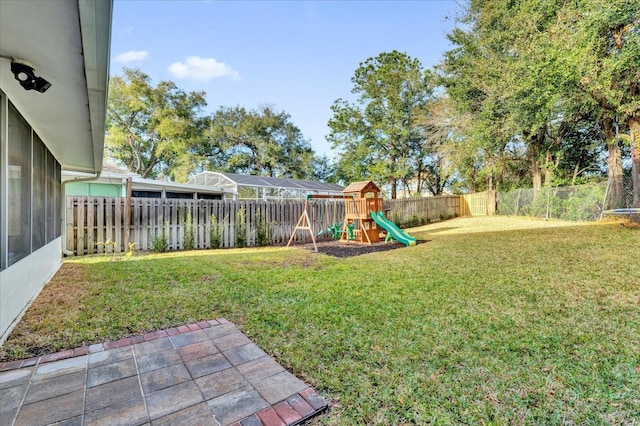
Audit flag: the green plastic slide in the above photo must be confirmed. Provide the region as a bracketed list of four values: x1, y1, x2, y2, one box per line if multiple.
[370, 211, 417, 247]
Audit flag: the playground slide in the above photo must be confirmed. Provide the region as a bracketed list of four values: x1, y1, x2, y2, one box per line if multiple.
[370, 212, 417, 247]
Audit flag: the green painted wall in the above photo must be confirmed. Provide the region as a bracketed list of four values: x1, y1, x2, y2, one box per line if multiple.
[65, 182, 123, 197]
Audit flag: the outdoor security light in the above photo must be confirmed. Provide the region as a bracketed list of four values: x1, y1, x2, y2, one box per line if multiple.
[10, 59, 51, 93]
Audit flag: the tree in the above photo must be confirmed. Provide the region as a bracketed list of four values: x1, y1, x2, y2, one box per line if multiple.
[328, 51, 435, 198]
[567, 0, 640, 206]
[105, 68, 208, 180]
[311, 154, 338, 183]
[439, 13, 528, 192]
[197, 105, 316, 179]
[439, 0, 613, 194]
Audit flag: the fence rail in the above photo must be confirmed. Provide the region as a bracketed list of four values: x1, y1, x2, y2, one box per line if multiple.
[66, 192, 492, 255]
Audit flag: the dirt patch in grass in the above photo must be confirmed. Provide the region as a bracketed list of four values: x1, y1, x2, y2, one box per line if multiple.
[294, 239, 428, 258]
[0, 263, 92, 361]
[16, 263, 91, 326]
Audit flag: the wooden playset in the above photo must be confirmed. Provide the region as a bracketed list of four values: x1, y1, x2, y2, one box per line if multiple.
[340, 180, 384, 244]
[287, 180, 387, 251]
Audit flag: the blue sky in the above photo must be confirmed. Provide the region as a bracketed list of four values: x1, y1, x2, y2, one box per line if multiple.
[110, 0, 458, 158]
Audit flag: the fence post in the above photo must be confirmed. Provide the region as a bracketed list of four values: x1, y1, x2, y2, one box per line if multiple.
[487, 190, 496, 215]
[124, 177, 132, 252]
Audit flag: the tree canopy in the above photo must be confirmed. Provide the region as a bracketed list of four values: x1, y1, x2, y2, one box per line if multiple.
[106, 70, 323, 183]
[105, 2, 639, 206]
[105, 68, 208, 181]
[436, 0, 639, 206]
[328, 50, 438, 198]
[196, 105, 316, 180]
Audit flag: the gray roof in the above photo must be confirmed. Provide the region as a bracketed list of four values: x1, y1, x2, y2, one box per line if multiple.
[218, 172, 343, 192]
[101, 162, 137, 176]
[189, 171, 344, 194]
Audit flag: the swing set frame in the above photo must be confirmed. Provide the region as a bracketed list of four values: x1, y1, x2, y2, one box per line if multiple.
[287, 193, 374, 252]
[286, 194, 352, 252]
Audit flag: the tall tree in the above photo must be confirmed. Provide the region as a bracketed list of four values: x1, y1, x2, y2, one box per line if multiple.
[328, 51, 435, 198]
[198, 105, 316, 179]
[105, 68, 208, 180]
[567, 0, 640, 206]
[440, 0, 613, 194]
[311, 154, 338, 183]
[439, 14, 525, 192]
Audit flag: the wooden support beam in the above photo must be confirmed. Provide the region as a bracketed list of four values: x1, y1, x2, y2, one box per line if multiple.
[287, 200, 318, 252]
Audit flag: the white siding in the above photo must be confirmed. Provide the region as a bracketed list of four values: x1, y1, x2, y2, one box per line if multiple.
[0, 238, 62, 344]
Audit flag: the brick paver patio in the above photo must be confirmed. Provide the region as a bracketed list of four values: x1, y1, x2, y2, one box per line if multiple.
[0, 319, 327, 426]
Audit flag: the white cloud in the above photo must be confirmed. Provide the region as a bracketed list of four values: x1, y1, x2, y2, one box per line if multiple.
[115, 50, 149, 63]
[117, 25, 134, 35]
[167, 56, 240, 81]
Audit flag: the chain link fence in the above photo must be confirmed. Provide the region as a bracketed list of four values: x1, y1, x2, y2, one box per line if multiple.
[497, 183, 608, 221]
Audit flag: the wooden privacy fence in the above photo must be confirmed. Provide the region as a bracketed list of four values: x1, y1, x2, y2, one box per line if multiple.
[66, 197, 346, 255]
[386, 195, 460, 227]
[460, 191, 496, 216]
[66, 192, 494, 256]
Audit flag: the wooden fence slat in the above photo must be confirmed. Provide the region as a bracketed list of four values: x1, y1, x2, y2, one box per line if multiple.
[77, 197, 85, 255]
[114, 198, 122, 253]
[96, 198, 104, 254]
[198, 200, 205, 249]
[104, 198, 113, 251]
[131, 198, 139, 249]
[87, 197, 96, 254]
[66, 197, 75, 254]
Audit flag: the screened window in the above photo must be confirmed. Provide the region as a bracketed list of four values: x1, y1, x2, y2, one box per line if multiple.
[7, 104, 32, 266]
[46, 151, 57, 243]
[132, 190, 161, 198]
[197, 193, 222, 200]
[0, 99, 62, 271]
[53, 156, 61, 238]
[32, 133, 46, 250]
[165, 192, 194, 199]
[0, 95, 4, 270]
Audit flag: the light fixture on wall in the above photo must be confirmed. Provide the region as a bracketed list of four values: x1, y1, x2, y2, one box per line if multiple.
[10, 59, 52, 93]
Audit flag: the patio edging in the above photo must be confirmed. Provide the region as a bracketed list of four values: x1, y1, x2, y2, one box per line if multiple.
[0, 318, 230, 372]
[0, 318, 329, 426]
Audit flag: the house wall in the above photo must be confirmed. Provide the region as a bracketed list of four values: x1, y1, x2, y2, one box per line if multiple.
[0, 92, 63, 343]
[0, 239, 62, 344]
[66, 181, 123, 197]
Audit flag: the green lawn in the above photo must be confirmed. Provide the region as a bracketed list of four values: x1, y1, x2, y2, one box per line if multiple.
[3, 217, 639, 424]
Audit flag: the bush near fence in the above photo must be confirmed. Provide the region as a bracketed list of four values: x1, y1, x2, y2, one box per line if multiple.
[497, 183, 607, 221]
[66, 194, 472, 255]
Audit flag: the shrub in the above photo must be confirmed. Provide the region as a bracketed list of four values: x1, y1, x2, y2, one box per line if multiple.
[126, 242, 137, 257]
[183, 210, 195, 251]
[209, 214, 225, 249]
[235, 207, 247, 248]
[254, 211, 271, 247]
[151, 222, 169, 252]
[96, 238, 118, 258]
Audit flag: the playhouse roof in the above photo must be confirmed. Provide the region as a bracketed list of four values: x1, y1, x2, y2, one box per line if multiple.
[342, 180, 381, 194]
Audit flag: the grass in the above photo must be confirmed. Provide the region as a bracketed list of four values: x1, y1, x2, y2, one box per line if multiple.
[2, 216, 640, 424]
